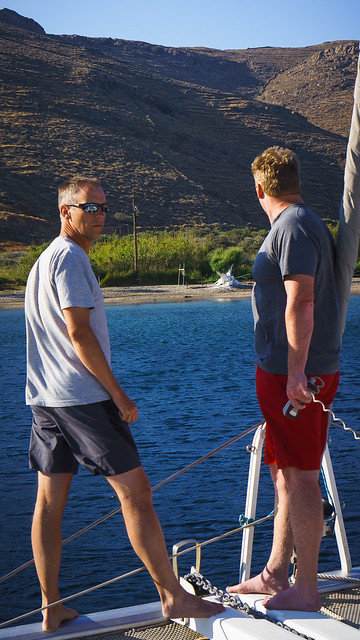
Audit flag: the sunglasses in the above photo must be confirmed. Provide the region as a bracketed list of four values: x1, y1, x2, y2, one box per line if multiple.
[67, 203, 109, 214]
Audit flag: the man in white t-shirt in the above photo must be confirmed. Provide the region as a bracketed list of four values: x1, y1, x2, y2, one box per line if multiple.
[25, 176, 224, 632]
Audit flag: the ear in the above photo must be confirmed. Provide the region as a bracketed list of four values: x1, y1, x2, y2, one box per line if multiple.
[60, 204, 70, 220]
[256, 183, 265, 199]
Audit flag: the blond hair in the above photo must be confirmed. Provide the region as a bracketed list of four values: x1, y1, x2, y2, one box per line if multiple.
[251, 146, 300, 197]
[58, 176, 101, 209]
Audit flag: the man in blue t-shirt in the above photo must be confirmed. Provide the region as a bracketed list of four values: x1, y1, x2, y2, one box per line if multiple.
[227, 147, 340, 611]
[25, 176, 224, 632]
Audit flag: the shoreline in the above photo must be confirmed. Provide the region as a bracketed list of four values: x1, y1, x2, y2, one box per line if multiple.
[0, 283, 253, 309]
[1, 280, 360, 310]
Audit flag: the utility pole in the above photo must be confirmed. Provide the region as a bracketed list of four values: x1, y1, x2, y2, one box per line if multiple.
[132, 189, 138, 278]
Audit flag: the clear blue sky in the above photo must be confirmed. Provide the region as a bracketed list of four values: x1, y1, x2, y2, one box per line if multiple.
[1, 0, 359, 50]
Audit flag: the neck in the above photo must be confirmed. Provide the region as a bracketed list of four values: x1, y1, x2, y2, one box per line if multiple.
[264, 194, 303, 224]
[60, 223, 92, 254]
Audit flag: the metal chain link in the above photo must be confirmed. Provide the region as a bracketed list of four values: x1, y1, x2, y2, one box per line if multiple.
[184, 572, 316, 640]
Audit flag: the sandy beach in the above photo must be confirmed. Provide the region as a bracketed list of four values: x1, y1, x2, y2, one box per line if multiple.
[1, 280, 360, 310]
[0, 283, 253, 309]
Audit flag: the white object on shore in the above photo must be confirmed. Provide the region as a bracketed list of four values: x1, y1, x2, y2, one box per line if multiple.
[212, 265, 244, 289]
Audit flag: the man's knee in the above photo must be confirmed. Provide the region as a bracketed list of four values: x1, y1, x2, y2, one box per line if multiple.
[282, 467, 320, 493]
[36, 472, 72, 514]
[107, 466, 153, 506]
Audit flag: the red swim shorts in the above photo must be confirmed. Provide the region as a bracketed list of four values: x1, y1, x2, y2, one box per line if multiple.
[256, 367, 340, 470]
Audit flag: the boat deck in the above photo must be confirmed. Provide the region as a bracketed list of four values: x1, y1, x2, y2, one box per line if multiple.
[1, 581, 359, 640]
[78, 621, 207, 640]
[320, 585, 360, 629]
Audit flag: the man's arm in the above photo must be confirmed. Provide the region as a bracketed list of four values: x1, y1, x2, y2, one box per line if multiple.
[62, 306, 138, 423]
[284, 274, 315, 410]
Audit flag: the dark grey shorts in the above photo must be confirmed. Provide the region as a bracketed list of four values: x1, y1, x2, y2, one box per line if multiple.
[29, 400, 141, 476]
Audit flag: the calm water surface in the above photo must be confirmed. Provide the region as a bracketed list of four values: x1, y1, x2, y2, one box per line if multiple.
[0, 297, 359, 625]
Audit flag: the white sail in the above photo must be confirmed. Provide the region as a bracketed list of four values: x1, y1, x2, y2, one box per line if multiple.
[335, 49, 360, 334]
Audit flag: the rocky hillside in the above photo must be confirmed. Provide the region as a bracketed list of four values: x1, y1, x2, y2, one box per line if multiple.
[0, 9, 358, 245]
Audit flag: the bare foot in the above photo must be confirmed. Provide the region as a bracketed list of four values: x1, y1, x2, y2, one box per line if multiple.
[263, 585, 321, 612]
[42, 604, 79, 632]
[227, 567, 289, 596]
[162, 590, 225, 619]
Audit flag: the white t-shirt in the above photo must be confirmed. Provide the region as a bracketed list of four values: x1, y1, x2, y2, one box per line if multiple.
[25, 236, 111, 406]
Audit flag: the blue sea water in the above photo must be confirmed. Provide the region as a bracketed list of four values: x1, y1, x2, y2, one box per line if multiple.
[0, 297, 359, 626]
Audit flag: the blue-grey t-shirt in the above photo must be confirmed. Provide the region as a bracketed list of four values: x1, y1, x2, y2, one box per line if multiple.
[252, 203, 340, 375]
[25, 237, 111, 406]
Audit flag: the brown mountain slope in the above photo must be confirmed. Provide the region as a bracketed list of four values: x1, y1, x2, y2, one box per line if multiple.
[0, 11, 358, 245]
[258, 42, 358, 136]
[54, 35, 358, 133]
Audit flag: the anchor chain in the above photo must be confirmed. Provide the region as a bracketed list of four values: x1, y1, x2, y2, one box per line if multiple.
[183, 572, 317, 640]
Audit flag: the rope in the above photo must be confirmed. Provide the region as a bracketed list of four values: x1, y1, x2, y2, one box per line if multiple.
[0, 510, 274, 629]
[317, 573, 360, 584]
[0, 421, 264, 585]
[310, 393, 360, 440]
[2, 396, 356, 586]
[0, 566, 146, 629]
[1, 397, 357, 626]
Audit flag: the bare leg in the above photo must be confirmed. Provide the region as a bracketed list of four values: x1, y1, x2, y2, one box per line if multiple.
[227, 465, 292, 595]
[106, 467, 224, 618]
[31, 472, 79, 631]
[263, 468, 322, 611]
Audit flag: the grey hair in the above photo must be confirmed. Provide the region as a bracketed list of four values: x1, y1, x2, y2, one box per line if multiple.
[58, 175, 101, 209]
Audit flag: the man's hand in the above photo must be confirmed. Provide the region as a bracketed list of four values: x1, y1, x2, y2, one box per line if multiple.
[112, 389, 138, 424]
[286, 372, 312, 411]
[63, 306, 139, 423]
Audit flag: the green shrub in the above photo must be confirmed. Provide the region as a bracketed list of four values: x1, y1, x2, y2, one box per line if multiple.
[325, 220, 339, 240]
[139, 269, 179, 285]
[0, 226, 279, 288]
[209, 247, 244, 275]
[354, 260, 360, 276]
[15, 243, 50, 284]
[0, 270, 14, 289]
[100, 271, 138, 287]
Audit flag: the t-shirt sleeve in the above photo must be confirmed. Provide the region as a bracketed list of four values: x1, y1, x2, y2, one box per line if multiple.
[53, 250, 95, 310]
[275, 221, 318, 278]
